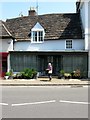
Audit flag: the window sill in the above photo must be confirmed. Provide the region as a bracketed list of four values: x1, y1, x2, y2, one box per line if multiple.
[31, 41, 44, 44]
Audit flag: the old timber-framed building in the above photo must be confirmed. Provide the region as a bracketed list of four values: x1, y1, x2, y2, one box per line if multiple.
[0, 1, 89, 78]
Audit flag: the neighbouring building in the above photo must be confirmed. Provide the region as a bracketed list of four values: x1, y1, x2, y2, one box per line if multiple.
[0, 1, 89, 78]
[76, 0, 90, 77]
[0, 20, 13, 77]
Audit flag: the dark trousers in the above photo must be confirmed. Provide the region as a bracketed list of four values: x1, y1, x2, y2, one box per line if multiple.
[48, 73, 52, 80]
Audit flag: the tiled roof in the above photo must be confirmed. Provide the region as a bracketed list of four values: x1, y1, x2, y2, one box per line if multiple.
[5, 13, 83, 41]
[0, 20, 12, 38]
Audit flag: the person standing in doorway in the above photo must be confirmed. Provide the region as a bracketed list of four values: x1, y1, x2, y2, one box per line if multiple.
[46, 63, 53, 81]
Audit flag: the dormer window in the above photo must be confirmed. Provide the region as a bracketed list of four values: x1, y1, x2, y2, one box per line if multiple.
[31, 22, 45, 43]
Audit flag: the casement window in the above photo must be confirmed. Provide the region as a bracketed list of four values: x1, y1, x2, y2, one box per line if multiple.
[32, 31, 43, 42]
[31, 22, 45, 43]
[66, 40, 72, 49]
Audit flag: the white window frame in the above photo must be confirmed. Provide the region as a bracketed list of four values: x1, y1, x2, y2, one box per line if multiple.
[31, 30, 44, 43]
[31, 22, 45, 43]
[65, 40, 73, 49]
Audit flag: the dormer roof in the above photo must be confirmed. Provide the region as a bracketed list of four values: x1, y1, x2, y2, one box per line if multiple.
[32, 22, 44, 31]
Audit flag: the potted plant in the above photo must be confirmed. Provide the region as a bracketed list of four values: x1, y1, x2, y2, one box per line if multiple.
[4, 69, 14, 79]
[4, 72, 11, 79]
[71, 69, 81, 79]
[58, 70, 65, 79]
[64, 73, 71, 79]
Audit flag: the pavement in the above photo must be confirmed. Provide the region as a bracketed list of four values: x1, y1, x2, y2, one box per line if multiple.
[0, 77, 90, 86]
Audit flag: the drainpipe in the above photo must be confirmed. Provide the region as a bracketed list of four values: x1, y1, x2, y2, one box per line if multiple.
[7, 53, 10, 72]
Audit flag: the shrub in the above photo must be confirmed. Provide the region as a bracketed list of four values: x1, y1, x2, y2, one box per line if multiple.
[23, 68, 33, 79]
[16, 68, 38, 79]
[5, 70, 13, 76]
[60, 70, 65, 75]
[5, 72, 11, 76]
[32, 69, 37, 79]
[58, 70, 65, 79]
[71, 69, 81, 79]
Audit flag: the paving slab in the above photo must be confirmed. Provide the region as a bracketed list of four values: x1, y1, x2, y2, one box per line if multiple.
[0, 77, 90, 86]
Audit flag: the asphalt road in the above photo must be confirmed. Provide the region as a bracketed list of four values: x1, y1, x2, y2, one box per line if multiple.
[1, 86, 89, 118]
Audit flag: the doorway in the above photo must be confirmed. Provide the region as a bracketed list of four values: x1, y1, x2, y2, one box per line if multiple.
[38, 55, 62, 75]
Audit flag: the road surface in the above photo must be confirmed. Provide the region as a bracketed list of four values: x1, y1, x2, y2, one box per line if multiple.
[0, 86, 89, 118]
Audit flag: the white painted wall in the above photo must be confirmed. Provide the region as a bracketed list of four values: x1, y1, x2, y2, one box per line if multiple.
[88, 1, 90, 49]
[80, 2, 85, 31]
[80, 0, 90, 78]
[80, 1, 89, 50]
[88, 1, 90, 78]
[0, 39, 13, 52]
[14, 39, 84, 51]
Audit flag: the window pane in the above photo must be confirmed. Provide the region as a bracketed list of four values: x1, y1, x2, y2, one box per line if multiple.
[33, 31, 37, 42]
[66, 40, 72, 48]
[39, 31, 43, 41]
[35, 31, 37, 42]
